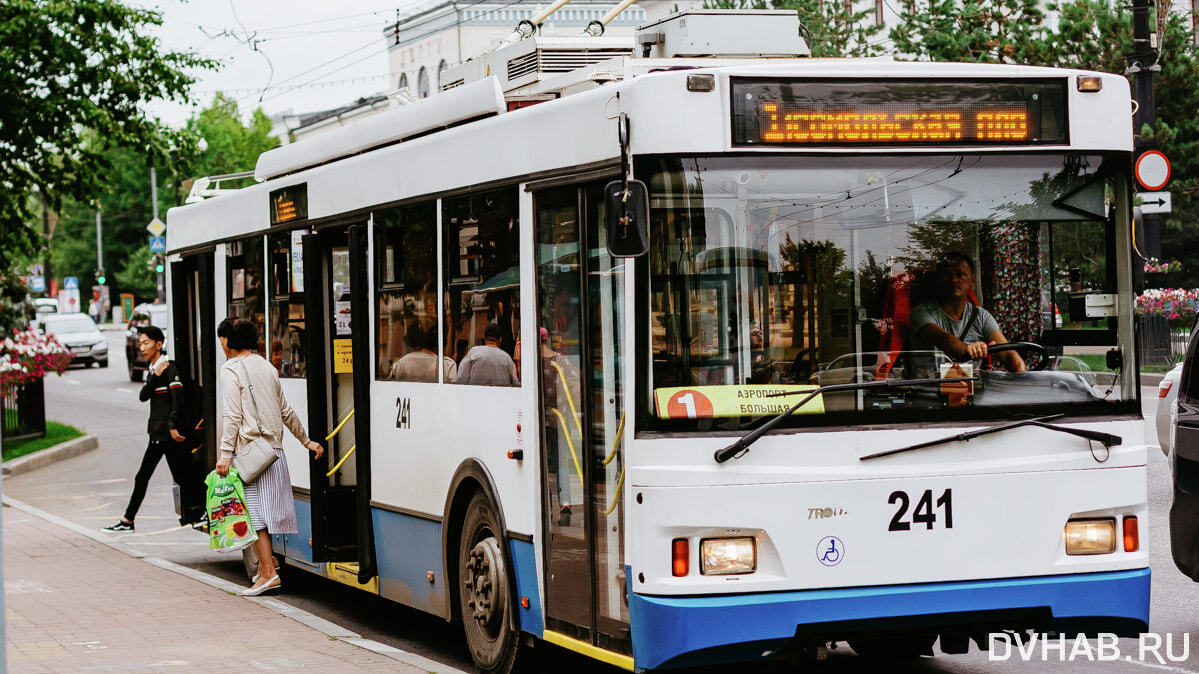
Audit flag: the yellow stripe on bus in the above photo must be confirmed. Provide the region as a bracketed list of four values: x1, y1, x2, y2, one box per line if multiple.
[542, 630, 634, 671]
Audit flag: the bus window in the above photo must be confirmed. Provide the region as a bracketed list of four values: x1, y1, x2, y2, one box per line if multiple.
[268, 229, 308, 378]
[376, 202, 442, 382]
[226, 236, 266, 355]
[442, 187, 520, 386]
[642, 154, 1129, 429]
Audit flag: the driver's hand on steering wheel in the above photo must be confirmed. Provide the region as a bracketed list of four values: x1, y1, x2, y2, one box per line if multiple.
[964, 341, 990, 360]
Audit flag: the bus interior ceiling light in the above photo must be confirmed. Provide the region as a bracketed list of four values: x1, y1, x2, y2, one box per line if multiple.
[700, 537, 756, 575]
[253, 77, 506, 182]
[1064, 518, 1117, 555]
[1077, 75, 1103, 92]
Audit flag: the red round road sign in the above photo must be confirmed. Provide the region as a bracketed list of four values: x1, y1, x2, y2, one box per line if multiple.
[1135, 150, 1171, 191]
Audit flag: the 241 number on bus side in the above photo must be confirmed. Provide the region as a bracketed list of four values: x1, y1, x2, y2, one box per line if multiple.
[888, 488, 953, 531]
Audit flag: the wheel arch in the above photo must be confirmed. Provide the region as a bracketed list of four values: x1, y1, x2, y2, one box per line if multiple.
[442, 458, 518, 630]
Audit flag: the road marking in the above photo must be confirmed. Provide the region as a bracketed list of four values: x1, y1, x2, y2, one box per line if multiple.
[79, 502, 112, 512]
[126, 524, 196, 538]
[4, 495, 472, 674]
[117, 387, 136, 394]
[65, 380, 81, 386]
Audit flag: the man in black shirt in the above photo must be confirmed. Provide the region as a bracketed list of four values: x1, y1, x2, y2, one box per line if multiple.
[103, 326, 194, 532]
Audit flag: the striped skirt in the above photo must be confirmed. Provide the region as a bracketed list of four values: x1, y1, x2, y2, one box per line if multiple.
[243, 448, 298, 534]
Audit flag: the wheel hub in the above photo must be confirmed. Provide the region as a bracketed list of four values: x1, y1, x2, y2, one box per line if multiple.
[464, 536, 505, 633]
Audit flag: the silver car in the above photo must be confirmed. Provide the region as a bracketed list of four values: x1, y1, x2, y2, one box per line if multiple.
[1157, 363, 1183, 456]
[40, 313, 108, 368]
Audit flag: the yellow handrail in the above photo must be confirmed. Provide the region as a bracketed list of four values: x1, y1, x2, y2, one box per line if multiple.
[551, 408, 584, 479]
[325, 408, 355, 441]
[549, 361, 583, 437]
[326, 444, 357, 477]
[604, 467, 625, 516]
[602, 413, 625, 466]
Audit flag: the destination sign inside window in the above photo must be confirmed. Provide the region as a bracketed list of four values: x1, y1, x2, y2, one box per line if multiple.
[732, 79, 1067, 147]
[270, 184, 308, 225]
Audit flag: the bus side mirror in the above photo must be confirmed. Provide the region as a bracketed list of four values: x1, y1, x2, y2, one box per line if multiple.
[604, 179, 649, 258]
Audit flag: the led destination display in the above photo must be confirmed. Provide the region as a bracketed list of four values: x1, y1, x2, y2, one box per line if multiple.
[732, 79, 1068, 147]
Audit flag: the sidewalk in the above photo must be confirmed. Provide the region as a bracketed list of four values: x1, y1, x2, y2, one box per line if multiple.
[3, 507, 425, 673]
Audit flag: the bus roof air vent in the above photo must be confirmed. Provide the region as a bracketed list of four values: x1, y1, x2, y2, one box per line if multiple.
[440, 37, 633, 96]
[635, 10, 810, 59]
[254, 76, 505, 182]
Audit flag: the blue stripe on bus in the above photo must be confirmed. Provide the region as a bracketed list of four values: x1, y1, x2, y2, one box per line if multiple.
[277, 497, 314, 565]
[509, 538, 543, 637]
[372, 508, 447, 616]
[626, 567, 1150, 671]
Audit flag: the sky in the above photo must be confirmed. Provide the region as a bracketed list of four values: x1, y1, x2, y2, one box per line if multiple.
[133, 1, 430, 127]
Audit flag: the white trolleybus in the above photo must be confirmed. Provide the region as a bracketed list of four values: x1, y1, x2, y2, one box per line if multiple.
[165, 10, 1149, 673]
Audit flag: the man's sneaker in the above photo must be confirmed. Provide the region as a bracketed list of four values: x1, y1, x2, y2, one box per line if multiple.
[101, 520, 134, 532]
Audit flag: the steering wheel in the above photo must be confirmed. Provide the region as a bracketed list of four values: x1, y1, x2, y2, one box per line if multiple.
[987, 342, 1050, 371]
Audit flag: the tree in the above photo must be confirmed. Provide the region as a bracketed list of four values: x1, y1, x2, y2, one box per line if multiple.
[889, 0, 1047, 63]
[0, 0, 212, 323]
[187, 93, 280, 181]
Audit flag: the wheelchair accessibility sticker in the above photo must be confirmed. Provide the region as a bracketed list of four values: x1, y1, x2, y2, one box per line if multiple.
[817, 536, 844, 566]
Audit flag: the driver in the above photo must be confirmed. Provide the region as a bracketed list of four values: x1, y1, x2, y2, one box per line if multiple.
[910, 253, 1026, 373]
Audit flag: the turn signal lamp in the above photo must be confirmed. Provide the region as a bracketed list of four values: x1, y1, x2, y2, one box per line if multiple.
[1123, 516, 1139, 552]
[1064, 518, 1117, 555]
[671, 538, 689, 576]
[700, 537, 756, 575]
[1159, 380, 1174, 398]
[1077, 75, 1103, 92]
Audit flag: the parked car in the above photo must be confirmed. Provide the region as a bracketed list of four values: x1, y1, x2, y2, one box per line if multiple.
[29, 297, 58, 331]
[125, 303, 169, 382]
[40, 313, 107, 367]
[1158, 362, 1183, 456]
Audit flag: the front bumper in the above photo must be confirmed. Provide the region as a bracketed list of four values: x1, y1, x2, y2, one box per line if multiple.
[628, 568, 1150, 670]
[67, 344, 107, 363]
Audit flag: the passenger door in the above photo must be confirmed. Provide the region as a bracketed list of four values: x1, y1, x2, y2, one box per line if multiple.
[303, 224, 377, 579]
[1171, 329, 1199, 580]
[169, 252, 216, 525]
[534, 182, 630, 654]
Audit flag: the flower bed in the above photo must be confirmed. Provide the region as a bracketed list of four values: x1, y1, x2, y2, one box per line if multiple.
[1144, 258, 1182, 274]
[0, 328, 72, 387]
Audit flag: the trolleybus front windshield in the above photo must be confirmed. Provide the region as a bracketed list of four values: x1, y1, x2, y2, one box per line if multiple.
[642, 153, 1131, 430]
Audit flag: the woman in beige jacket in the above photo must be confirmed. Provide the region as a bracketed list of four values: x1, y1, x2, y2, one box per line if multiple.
[215, 317, 323, 596]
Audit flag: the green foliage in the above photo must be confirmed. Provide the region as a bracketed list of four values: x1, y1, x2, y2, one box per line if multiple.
[0, 0, 213, 324]
[45, 95, 278, 305]
[2, 420, 84, 458]
[889, 0, 1047, 63]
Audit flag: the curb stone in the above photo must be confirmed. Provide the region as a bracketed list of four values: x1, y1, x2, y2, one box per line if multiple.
[2, 433, 97, 477]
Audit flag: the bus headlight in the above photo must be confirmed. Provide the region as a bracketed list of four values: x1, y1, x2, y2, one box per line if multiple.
[700, 537, 756, 575]
[1064, 518, 1116, 555]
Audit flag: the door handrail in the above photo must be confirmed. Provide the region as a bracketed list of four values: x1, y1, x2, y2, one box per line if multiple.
[551, 408, 585, 479]
[325, 408, 355, 441]
[549, 360, 584, 437]
[326, 444, 357, 477]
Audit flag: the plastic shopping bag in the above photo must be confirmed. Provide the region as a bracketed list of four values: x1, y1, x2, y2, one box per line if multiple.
[205, 467, 258, 553]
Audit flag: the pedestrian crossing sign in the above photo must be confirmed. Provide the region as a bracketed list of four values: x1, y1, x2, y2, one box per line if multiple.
[64, 276, 78, 290]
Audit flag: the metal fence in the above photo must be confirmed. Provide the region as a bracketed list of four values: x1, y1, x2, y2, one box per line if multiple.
[1, 378, 46, 445]
[1138, 315, 1190, 368]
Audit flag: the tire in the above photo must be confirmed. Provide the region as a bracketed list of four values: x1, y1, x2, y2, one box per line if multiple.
[458, 492, 519, 674]
[97, 358, 108, 368]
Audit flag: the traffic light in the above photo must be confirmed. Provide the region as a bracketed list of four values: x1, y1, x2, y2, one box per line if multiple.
[96, 269, 106, 285]
[155, 259, 165, 274]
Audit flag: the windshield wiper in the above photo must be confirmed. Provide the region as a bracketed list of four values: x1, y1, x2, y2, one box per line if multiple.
[713, 377, 975, 464]
[859, 413, 1122, 461]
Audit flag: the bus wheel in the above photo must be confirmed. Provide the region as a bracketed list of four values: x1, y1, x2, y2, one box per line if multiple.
[458, 492, 518, 674]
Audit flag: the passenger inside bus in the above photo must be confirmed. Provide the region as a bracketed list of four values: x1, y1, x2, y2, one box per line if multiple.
[909, 253, 1026, 373]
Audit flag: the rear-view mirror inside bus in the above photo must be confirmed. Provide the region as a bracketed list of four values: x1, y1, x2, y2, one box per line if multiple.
[604, 179, 649, 258]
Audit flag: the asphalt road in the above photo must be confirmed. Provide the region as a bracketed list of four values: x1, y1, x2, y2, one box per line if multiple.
[6, 329, 1199, 673]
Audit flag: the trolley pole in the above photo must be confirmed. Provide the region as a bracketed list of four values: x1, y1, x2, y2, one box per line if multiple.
[1129, 0, 1161, 258]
